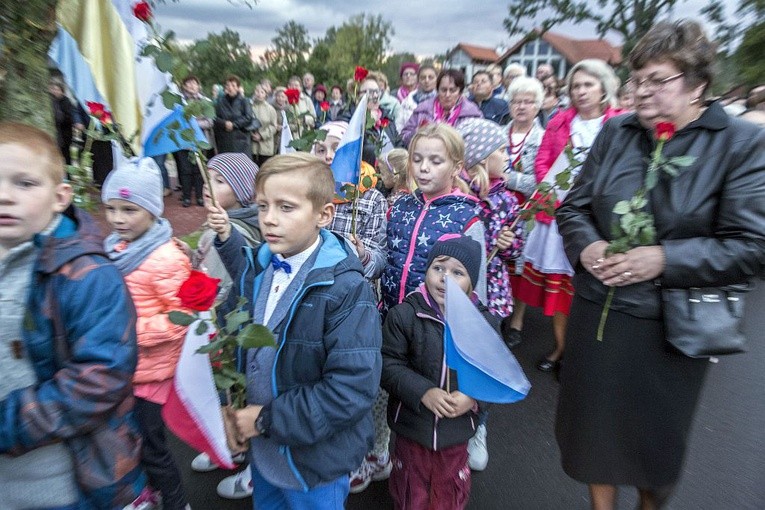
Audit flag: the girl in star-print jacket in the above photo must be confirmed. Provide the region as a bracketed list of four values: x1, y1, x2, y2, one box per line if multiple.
[381, 123, 487, 312]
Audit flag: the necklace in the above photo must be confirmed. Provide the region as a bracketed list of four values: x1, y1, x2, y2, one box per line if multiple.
[508, 125, 531, 166]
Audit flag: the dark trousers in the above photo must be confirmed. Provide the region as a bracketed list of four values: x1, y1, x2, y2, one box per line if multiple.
[253, 153, 272, 168]
[389, 436, 471, 510]
[173, 150, 202, 201]
[134, 397, 187, 510]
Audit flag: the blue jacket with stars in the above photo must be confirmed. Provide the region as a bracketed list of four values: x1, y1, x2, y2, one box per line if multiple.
[381, 190, 486, 312]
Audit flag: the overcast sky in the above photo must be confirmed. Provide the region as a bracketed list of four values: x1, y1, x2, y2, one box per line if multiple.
[154, 0, 737, 58]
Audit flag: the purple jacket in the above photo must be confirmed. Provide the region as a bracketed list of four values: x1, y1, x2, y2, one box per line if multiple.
[401, 97, 483, 146]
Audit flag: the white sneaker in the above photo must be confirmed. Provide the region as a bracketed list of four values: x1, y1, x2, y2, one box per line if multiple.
[349, 453, 392, 494]
[467, 424, 488, 471]
[191, 452, 246, 472]
[216, 466, 253, 499]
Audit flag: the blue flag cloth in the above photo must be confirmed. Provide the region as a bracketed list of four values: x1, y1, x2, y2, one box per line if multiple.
[444, 276, 531, 403]
[143, 105, 207, 157]
[331, 94, 368, 198]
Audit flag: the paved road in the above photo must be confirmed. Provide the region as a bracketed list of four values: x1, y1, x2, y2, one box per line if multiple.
[171, 281, 765, 509]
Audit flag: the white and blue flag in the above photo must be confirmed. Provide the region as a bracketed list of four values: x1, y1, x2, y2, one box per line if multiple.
[330, 94, 368, 197]
[444, 276, 531, 403]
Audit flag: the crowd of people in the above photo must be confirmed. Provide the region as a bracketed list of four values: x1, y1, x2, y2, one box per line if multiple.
[3, 18, 763, 510]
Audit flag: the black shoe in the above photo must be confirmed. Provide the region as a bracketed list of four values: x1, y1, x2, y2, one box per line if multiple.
[182, 199, 192, 208]
[196, 198, 205, 207]
[504, 328, 523, 350]
[536, 356, 561, 372]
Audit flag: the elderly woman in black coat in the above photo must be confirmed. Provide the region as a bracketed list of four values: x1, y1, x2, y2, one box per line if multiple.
[214, 75, 254, 154]
[555, 20, 765, 510]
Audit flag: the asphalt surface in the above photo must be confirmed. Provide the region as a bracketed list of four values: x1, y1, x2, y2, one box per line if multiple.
[166, 279, 764, 510]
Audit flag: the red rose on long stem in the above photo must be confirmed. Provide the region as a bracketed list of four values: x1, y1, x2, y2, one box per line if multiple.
[319, 101, 330, 112]
[285, 88, 301, 105]
[132, 1, 152, 22]
[86, 101, 106, 119]
[654, 122, 676, 141]
[354, 66, 369, 82]
[379, 117, 390, 129]
[177, 270, 221, 311]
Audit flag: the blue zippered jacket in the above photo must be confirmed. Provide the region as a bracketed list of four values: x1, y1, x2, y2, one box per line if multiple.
[216, 228, 382, 489]
[0, 208, 144, 509]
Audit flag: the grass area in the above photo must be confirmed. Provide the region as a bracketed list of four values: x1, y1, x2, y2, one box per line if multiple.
[180, 229, 203, 250]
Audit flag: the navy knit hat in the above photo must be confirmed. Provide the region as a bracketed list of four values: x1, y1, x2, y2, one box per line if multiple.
[457, 118, 507, 171]
[102, 157, 164, 217]
[426, 233, 482, 288]
[207, 153, 259, 206]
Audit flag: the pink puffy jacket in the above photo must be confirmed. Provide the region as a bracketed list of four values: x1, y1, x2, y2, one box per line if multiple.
[122, 241, 192, 384]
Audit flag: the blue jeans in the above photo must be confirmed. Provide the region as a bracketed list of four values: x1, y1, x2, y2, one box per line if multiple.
[250, 464, 349, 510]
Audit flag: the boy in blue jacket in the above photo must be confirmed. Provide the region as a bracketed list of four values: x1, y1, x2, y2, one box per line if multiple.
[0, 122, 144, 509]
[208, 152, 382, 509]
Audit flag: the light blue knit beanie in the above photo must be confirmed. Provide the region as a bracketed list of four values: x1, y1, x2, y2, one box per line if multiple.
[102, 157, 164, 217]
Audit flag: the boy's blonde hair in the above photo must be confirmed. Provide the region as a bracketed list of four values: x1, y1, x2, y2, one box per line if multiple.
[0, 122, 66, 182]
[256, 153, 335, 210]
[408, 123, 470, 194]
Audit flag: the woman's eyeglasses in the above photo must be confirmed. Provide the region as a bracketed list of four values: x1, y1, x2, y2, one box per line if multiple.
[630, 72, 684, 92]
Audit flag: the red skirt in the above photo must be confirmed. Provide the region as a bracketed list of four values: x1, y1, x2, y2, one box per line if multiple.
[514, 262, 574, 316]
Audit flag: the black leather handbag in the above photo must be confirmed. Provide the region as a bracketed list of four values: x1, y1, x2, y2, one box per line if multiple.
[661, 284, 749, 358]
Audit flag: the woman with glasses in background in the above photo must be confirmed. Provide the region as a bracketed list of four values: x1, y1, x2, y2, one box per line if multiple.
[513, 59, 623, 376]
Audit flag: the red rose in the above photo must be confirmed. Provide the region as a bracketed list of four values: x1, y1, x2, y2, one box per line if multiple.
[285, 88, 301, 105]
[379, 117, 390, 129]
[354, 66, 369, 82]
[654, 122, 676, 141]
[86, 101, 106, 119]
[177, 270, 221, 311]
[101, 111, 113, 125]
[132, 1, 152, 22]
[319, 101, 330, 112]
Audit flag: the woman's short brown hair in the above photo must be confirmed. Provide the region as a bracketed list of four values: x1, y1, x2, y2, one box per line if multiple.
[629, 20, 717, 96]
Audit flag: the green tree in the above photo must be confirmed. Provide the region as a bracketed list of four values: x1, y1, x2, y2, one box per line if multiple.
[263, 21, 312, 85]
[323, 14, 393, 82]
[0, 0, 59, 129]
[733, 21, 765, 86]
[503, 0, 684, 58]
[186, 28, 255, 88]
[703, 0, 765, 54]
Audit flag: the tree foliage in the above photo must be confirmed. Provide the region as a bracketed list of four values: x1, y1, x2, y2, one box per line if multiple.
[0, 0, 58, 128]
[261, 21, 312, 85]
[316, 14, 394, 84]
[703, 0, 765, 53]
[503, 0, 682, 58]
[185, 28, 255, 88]
[733, 21, 765, 86]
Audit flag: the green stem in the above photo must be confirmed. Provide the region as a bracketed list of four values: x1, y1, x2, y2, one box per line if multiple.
[83, 118, 95, 157]
[597, 287, 616, 341]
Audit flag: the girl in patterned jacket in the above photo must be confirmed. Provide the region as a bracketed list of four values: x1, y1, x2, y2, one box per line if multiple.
[381, 123, 487, 312]
[102, 158, 193, 510]
[459, 119, 525, 321]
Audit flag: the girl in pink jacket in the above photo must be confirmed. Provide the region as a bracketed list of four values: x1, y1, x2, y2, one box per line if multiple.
[102, 157, 192, 510]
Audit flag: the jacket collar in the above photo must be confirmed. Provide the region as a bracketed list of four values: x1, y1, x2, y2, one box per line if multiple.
[254, 228, 361, 286]
[34, 207, 105, 275]
[622, 100, 728, 132]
